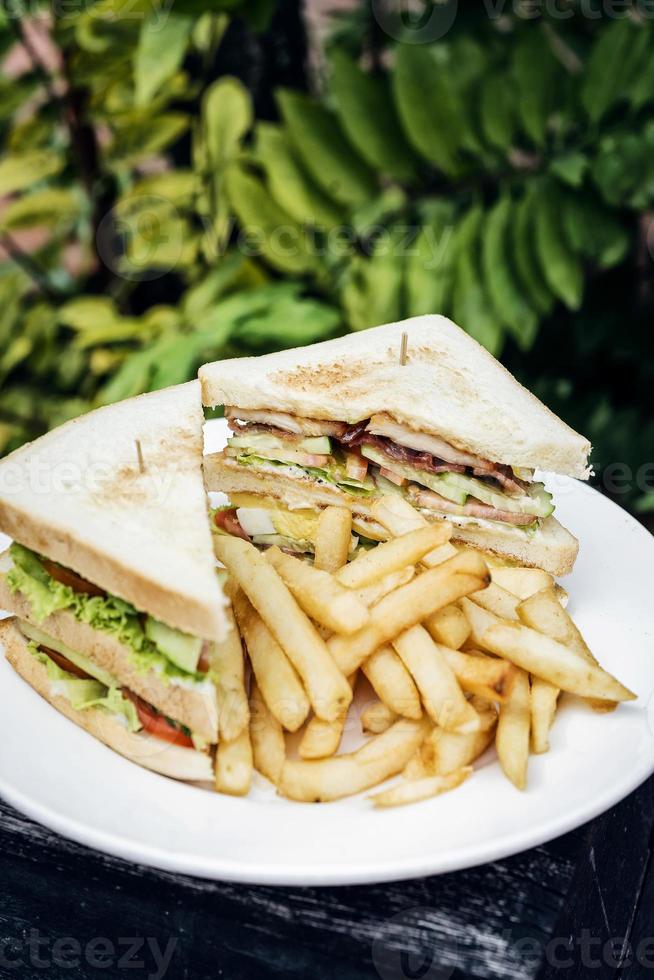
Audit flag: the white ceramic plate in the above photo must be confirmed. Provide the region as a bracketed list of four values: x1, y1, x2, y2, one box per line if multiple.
[0, 418, 653, 886]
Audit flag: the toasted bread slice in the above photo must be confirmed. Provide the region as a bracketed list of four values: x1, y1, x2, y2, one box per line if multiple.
[0, 618, 214, 783]
[0, 564, 218, 741]
[204, 452, 579, 577]
[199, 315, 591, 479]
[0, 381, 227, 641]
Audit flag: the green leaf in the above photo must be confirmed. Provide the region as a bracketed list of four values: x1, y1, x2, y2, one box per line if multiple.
[225, 164, 317, 275]
[341, 227, 406, 331]
[110, 113, 189, 164]
[0, 151, 63, 196]
[452, 206, 504, 355]
[392, 44, 462, 175]
[233, 293, 341, 349]
[329, 50, 418, 182]
[482, 195, 538, 349]
[203, 76, 252, 168]
[58, 296, 119, 331]
[512, 30, 559, 147]
[181, 254, 247, 319]
[560, 193, 629, 269]
[277, 89, 376, 208]
[254, 123, 343, 227]
[479, 74, 515, 153]
[134, 12, 193, 107]
[0, 189, 81, 232]
[511, 191, 554, 318]
[405, 201, 456, 318]
[549, 152, 588, 189]
[117, 171, 199, 211]
[96, 348, 156, 405]
[582, 18, 649, 123]
[533, 185, 583, 310]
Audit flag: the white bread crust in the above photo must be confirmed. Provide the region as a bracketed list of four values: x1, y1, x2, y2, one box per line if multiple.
[0, 382, 227, 641]
[199, 315, 591, 478]
[0, 618, 214, 783]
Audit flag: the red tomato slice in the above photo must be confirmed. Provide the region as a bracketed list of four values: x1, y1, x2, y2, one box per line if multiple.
[123, 690, 195, 748]
[214, 509, 250, 541]
[345, 452, 369, 482]
[41, 559, 106, 598]
[40, 646, 91, 680]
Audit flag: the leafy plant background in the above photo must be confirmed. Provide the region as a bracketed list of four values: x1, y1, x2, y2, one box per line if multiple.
[0, 0, 652, 516]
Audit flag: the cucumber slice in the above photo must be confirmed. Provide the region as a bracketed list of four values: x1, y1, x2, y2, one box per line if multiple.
[145, 617, 202, 674]
[227, 433, 331, 455]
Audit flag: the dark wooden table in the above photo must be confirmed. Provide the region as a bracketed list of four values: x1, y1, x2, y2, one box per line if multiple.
[1, 774, 653, 980]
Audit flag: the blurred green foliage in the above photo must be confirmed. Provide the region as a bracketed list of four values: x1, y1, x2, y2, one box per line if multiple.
[0, 2, 652, 509]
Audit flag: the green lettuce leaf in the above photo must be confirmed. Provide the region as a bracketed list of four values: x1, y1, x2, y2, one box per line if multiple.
[28, 642, 141, 732]
[8, 545, 207, 685]
[235, 453, 377, 497]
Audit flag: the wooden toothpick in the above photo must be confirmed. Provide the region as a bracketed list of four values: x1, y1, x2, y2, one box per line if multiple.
[135, 439, 145, 474]
[399, 331, 408, 365]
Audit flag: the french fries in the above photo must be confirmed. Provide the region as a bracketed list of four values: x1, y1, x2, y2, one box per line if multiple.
[209, 602, 249, 741]
[266, 546, 369, 635]
[215, 536, 353, 722]
[470, 581, 520, 621]
[232, 589, 310, 732]
[404, 699, 496, 779]
[362, 644, 422, 719]
[492, 566, 554, 600]
[441, 646, 514, 703]
[215, 727, 253, 797]
[328, 550, 491, 675]
[206, 512, 634, 806]
[424, 603, 471, 649]
[517, 587, 615, 712]
[496, 667, 531, 790]
[355, 566, 415, 607]
[249, 681, 286, 785]
[314, 506, 352, 571]
[530, 677, 559, 754]
[279, 717, 430, 802]
[481, 621, 635, 703]
[336, 525, 452, 589]
[369, 496, 458, 566]
[369, 767, 472, 808]
[393, 626, 480, 732]
[298, 672, 357, 759]
[361, 700, 397, 734]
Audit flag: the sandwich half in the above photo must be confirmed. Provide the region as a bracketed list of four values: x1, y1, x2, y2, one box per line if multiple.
[200, 316, 591, 576]
[0, 381, 228, 782]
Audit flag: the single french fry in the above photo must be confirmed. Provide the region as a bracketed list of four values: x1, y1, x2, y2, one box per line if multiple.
[369, 767, 472, 808]
[361, 700, 397, 734]
[232, 589, 310, 732]
[298, 672, 357, 760]
[336, 525, 452, 589]
[530, 676, 559, 754]
[491, 566, 554, 600]
[393, 625, 480, 733]
[471, 581, 520, 620]
[459, 596, 500, 651]
[481, 621, 635, 703]
[368, 496, 458, 566]
[424, 604, 471, 650]
[249, 681, 285, 785]
[279, 717, 430, 802]
[210, 602, 249, 741]
[215, 727, 253, 796]
[441, 646, 514, 703]
[314, 506, 352, 571]
[328, 551, 491, 675]
[362, 644, 422, 719]
[215, 536, 352, 722]
[355, 565, 416, 607]
[265, 546, 369, 635]
[496, 667, 530, 790]
[517, 587, 616, 713]
[404, 701, 496, 779]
